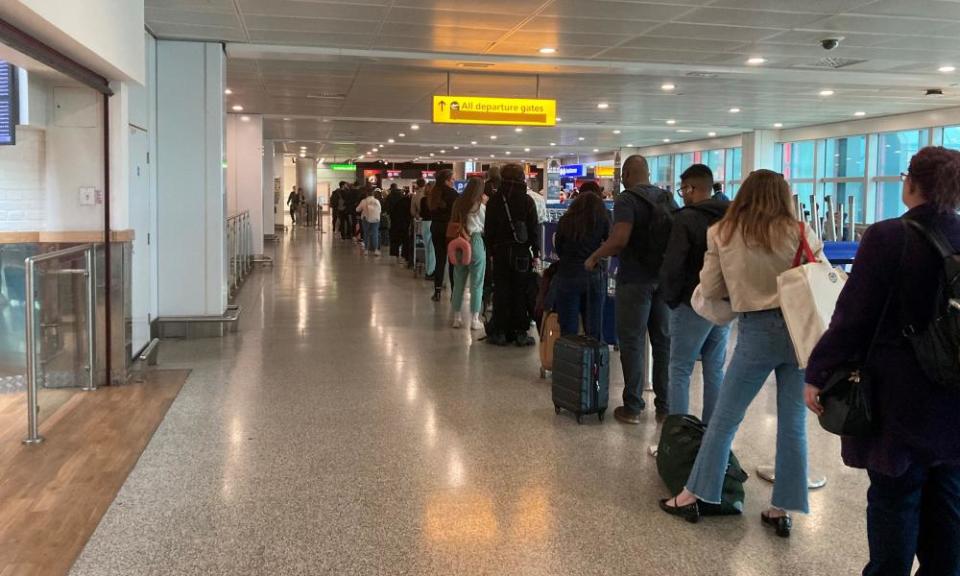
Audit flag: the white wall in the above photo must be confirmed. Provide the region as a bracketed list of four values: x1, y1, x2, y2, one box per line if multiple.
[0, 127, 44, 231]
[262, 140, 277, 238]
[156, 41, 226, 317]
[0, 0, 145, 84]
[226, 113, 264, 254]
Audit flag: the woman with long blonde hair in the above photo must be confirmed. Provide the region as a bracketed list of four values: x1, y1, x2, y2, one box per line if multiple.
[660, 169, 824, 537]
[449, 177, 487, 329]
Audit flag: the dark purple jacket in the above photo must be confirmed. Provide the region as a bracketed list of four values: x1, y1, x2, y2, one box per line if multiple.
[806, 203, 960, 476]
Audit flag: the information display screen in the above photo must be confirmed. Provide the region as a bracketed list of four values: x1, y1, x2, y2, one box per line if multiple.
[0, 62, 16, 145]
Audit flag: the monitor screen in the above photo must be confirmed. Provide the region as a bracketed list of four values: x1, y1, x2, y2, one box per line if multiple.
[0, 62, 17, 146]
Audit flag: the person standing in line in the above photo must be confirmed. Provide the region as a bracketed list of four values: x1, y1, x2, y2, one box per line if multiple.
[287, 186, 300, 225]
[659, 164, 731, 425]
[330, 181, 346, 239]
[449, 177, 487, 330]
[527, 182, 548, 248]
[408, 179, 426, 269]
[806, 147, 960, 573]
[419, 182, 437, 278]
[356, 188, 382, 256]
[585, 155, 678, 424]
[425, 169, 459, 302]
[484, 165, 502, 199]
[390, 185, 413, 265]
[484, 163, 541, 346]
[660, 170, 821, 535]
[553, 191, 610, 339]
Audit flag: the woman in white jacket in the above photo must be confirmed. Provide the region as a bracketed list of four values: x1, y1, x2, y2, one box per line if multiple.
[659, 169, 824, 537]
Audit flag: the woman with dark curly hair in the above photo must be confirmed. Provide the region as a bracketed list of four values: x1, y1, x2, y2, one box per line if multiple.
[806, 146, 960, 575]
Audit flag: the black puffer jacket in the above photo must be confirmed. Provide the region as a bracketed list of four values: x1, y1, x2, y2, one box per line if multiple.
[660, 198, 729, 308]
[484, 180, 540, 258]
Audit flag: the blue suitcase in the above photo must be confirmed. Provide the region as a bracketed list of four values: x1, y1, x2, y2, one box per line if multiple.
[552, 335, 610, 424]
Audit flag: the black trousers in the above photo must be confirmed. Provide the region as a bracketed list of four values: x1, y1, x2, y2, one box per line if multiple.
[390, 225, 409, 258]
[430, 221, 453, 290]
[491, 249, 532, 339]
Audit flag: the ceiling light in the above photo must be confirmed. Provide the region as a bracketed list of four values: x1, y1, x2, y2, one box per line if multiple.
[490, 135, 497, 140]
[441, 150, 447, 154]
[578, 136, 585, 141]
[398, 133, 406, 137]
[773, 122, 783, 128]
[666, 119, 676, 125]
[676, 129, 692, 133]
[539, 47, 557, 54]
[747, 57, 766, 65]
[453, 146, 459, 150]
[556, 117, 562, 122]
[597, 102, 609, 109]
[388, 138, 395, 143]
[231, 105, 243, 111]
[853, 111, 866, 117]
[411, 124, 420, 130]
[819, 89, 835, 96]
[708, 131, 717, 137]
[515, 127, 523, 132]
[613, 129, 621, 134]
[505, 151, 511, 155]
[283, 117, 291, 121]
[490, 154, 495, 158]
[940, 65, 956, 73]
[359, 154, 365, 159]
[728, 108, 740, 113]
[524, 147, 530, 152]
[378, 145, 383, 149]
[663, 138, 671, 143]
[471, 141, 477, 145]
[549, 142, 556, 146]
[593, 148, 599, 153]
[224, 88, 233, 95]
[430, 153, 435, 157]
[626, 143, 634, 147]
[661, 83, 675, 91]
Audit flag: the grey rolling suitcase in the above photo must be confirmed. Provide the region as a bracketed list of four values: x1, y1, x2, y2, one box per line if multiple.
[551, 335, 609, 424]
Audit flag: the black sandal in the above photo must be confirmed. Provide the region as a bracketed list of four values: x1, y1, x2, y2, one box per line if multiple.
[659, 497, 701, 524]
[761, 511, 792, 538]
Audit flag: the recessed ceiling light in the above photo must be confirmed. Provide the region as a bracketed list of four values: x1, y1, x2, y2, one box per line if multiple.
[490, 135, 498, 140]
[661, 83, 675, 91]
[853, 111, 866, 117]
[593, 148, 599, 152]
[556, 117, 562, 122]
[224, 88, 233, 95]
[819, 89, 835, 96]
[666, 119, 676, 125]
[398, 133, 406, 137]
[430, 153, 435, 157]
[578, 137, 585, 141]
[747, 57, 766, 65]
[708, 131, 717, 137]
[471, 141, 477, 145]
[597, 102, 609, 109]
[232, 105, 243, 111]
[505, 151, 511, 155]
[729, 108, 741, 113]
[490, 154, 495, 158]
[440, 150, 446, 153]
[613, 129, 621, 134]
[453, 146, 459, 150]
[378, 145, 383, 149]
[524, 147, 530, 152]
[676, 129, 692, 133]
[626, 143, 633, 147]
[283, 117, 291, 121]
[539, 47, 557, 54]
[388, 139, 395, 143]
[515, 127, 523, 133]
[662, 138, 671, 143]
[550, 142, 556, 146]
[359, 154, 365, 159]
[411, 124, 420, 130]
[940, 65, 956, 73]
[773, 122, 783, 128]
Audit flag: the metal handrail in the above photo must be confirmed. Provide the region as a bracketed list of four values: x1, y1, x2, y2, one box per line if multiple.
[23, 243, 98, 445]
[226, 210, 254, 294]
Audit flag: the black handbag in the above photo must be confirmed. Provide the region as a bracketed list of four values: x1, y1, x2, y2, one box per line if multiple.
[817, 222, 906, 437]
[503, 198, 531, 273]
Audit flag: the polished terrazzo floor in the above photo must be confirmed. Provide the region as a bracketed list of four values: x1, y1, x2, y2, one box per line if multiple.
[69, 222, 871, 576]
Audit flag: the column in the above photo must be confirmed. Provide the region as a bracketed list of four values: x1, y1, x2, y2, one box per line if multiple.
[741, 129, 778, 173]
[226, 113, 264, 254]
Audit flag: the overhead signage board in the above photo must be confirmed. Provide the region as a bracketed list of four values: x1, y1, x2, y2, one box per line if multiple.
[386, 170, 401, 178]
[329, 163, 356, 171]
[421, 170, 436, 179]
[559, 164, 585, 177]
[594, 166, 615, 177]
[432, 96, 556, 127]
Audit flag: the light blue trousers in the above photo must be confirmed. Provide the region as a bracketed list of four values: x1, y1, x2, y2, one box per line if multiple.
[668, 304, 730, 425]
[451, 233, 487, 315]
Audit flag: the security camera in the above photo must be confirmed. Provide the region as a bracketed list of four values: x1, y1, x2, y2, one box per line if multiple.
[820, 37, 843, 50]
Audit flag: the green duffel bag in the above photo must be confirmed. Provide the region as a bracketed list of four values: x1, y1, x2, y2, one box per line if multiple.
[656, 414, 748, 516]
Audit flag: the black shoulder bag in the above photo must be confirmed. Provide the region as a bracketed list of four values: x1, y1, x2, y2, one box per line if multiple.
[818, 221, 907, 437]
[503, 198, 531, 273]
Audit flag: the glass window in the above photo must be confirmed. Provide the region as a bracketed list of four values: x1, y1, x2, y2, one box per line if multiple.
[877, 181, 907, 220]
[944, 126, 960, 151]
[652, 154, 672, 189]
[673, 152, 694, 190]
[702, 149, 725, 181]
[824, 181, 869, 224]
[878, 130, 925, 176]
[791, 182, 816, 217]
[781, 141, 815, 180]
[727, 148, 742, 181]
[824, 135, 866, 178]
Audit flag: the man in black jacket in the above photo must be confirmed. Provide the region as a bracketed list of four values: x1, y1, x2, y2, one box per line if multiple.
[484, 163, 541, 346]
[660, 164, 731, 425]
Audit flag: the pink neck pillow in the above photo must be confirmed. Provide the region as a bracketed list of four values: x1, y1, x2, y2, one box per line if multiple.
[447, 236, 472, 265]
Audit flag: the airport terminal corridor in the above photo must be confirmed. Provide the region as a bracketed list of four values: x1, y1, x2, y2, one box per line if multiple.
[68, 224, 869, 576]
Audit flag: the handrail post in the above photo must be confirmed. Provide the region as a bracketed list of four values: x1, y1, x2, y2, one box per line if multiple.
[23, 257, 43, 445]
[81, 247, 97, 391]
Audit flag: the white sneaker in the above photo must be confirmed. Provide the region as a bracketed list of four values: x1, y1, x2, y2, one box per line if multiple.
[471, 316, 483, 331]
[374, 250, 381, 257]
[452, 315, 463, 329]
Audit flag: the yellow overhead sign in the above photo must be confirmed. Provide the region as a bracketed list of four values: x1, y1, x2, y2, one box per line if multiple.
[432, 96, 556, 127]
[594, 166, 615, 177]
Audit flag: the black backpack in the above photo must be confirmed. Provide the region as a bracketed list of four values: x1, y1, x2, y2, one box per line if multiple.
[624, 188, 674, 272]
[902, 218, 960, 390]
[656, 415, 747, 515]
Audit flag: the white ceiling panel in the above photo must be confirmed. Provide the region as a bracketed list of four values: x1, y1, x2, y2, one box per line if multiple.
[709, 0, 875, 12]
[246, 30, 371, 46]
[678, 7, 832, 28]
[384, 7, 518, 28]
[518, 15, 659, 35]
[372, 36, 496, 53]
[638, 22, 785, 42]
[804, 14, 960, 36]
[857, 0, 960, 21]
[146, 7, 243, 27]
[243, 15, 383, 34]
[541, 1, 694, 21]
[239, 0, 393, 18]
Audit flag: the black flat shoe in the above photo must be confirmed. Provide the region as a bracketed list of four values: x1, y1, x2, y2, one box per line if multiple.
[761, 511, 792, 538]
[431, 290, 442, 302]
[659, 497, 701, 524]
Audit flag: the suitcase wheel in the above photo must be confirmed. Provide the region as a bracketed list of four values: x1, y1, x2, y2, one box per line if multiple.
[554, 405, 561, 415]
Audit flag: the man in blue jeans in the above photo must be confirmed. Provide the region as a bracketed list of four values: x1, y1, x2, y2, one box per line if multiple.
[659, 164, 730, 424]
[586, 155, 677, 424]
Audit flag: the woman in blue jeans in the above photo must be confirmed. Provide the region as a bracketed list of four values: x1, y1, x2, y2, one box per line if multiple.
[553, 190, 610, 339]
[660, 170, 823, 537]
[806, 147, 960, 574]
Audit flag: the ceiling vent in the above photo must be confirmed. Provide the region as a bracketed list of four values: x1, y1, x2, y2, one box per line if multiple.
[306, 93, 346, 100]
[795, 57, 867, 69]
[457, 62, 494, 69]
[686, 71, 719, 78]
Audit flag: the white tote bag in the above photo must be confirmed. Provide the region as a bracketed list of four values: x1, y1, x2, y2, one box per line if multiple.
[691, 284, 736, 326]
[777, 223, 847, 368]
